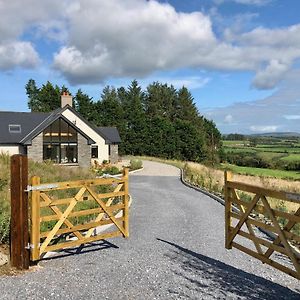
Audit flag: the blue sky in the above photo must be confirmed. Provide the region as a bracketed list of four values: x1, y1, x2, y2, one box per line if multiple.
[1, 0, 300, 134]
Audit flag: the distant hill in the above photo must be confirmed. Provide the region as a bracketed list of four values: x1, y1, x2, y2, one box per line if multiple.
[250, 132, 300, 138]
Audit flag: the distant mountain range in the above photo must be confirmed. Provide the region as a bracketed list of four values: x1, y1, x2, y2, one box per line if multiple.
[250, 132, 300, 137]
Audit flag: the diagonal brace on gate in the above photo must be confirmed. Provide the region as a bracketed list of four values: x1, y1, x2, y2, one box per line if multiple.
[85, 186, 126, 236]
[227, 193, 260, 247]
[85, 183, 124, 239]
[231, 190, 263, 255]
[40, 192, 84, 241]
[39, 186, 86, 254]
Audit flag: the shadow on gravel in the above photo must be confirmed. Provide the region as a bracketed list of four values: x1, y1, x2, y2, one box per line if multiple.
[157, 238, 300, 299]
[41, 240, 119, 261]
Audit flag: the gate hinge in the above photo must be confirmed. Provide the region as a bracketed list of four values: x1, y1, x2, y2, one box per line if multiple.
[25, 183, 59, 192]
[25, 243, 40, 250]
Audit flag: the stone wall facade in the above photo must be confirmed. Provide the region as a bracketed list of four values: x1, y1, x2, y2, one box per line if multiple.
[78, 133, 91, 168]
[27, 133, 43, 162]
[27, 132, 91, 168]
[109, 144, 119, 164]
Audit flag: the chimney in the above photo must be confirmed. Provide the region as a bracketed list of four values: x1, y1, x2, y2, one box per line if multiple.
[61, 91, 72, 107]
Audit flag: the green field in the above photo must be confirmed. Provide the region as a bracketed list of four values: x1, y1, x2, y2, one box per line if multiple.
[223, 140, 246, 146]
[221, 163, 300, 180]
[222, 136, 300, 179]
[281, 154, 300, 162]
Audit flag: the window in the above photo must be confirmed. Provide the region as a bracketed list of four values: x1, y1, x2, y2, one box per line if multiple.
[9, 124, 21, 133]
[43, 118, 78, 163]
[91, 146, 98, 158]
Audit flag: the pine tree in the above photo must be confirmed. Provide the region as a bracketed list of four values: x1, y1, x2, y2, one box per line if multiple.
[26, 79, 40, 111]
[121, 80, 146, 155]
[144, 82, 177, 120]
[74, 89, 95, 122]
[98, 86, 123, 127]
[175, 86, 199, 122]
[26, 79, 69, 112]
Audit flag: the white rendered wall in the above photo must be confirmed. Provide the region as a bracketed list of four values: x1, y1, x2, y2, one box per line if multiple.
[0, 146, 21, 156]
[62, 109, 109, 163]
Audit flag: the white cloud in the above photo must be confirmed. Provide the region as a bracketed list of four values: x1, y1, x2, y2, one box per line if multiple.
[250, 125, 278, 132]
[238, 24, 300, 47]
[284, 115, 300, 120]
[214, 0, 271, 6]
[205, 69, 300, 133]
[224, 114, 233, 123]
[0, 0, 67, 70]
[1, 0, 300, 90]
[54, 0, 216, 84]
[0, 41, 40, 70]
[252, 60, 290, 89]
[156, 76, 211, 90]
[53, 0, 300, 87]
[234, 0, 271, 6]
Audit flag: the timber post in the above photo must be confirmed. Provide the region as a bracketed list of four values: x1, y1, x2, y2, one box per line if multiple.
[123, 168, 129, 238]
[10, 154, 30, 269]
[224, 170, 233, 249]
[30, 176, 40, 261]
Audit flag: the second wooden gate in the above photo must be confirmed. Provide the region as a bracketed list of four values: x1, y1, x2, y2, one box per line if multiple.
[224, 171, 300, 280]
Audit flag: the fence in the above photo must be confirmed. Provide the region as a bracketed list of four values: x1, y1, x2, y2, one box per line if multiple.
[224, 171, 300, 280]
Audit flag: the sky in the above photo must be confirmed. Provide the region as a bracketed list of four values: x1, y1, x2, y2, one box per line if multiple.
[0, 0, 300, 134]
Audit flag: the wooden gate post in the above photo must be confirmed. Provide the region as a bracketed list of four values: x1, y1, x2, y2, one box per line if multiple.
[30, 176, 40, 261]
[123, 168, 129, 238]
[224, 171, 233, 250]
[10, 154, 30, 269]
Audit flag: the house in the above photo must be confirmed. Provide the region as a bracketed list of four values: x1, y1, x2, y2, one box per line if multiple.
[0, 92, 121, 167]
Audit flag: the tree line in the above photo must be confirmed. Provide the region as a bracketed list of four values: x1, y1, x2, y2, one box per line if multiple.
[26, 79, 222, 163]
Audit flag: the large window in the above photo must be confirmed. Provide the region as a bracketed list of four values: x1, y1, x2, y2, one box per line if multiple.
[43, 118, 78, 163]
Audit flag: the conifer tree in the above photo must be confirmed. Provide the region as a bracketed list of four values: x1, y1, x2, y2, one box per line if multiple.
[74, 89, 95, 122]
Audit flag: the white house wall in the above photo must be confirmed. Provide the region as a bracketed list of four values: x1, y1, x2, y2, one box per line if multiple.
[62, 109, 109, 163]
[0, 145, 21, 156]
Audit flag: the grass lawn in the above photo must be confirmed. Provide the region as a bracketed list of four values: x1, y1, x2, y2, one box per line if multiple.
[221, 163, 300, 180]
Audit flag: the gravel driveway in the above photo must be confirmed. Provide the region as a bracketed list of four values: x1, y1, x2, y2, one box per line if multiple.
[0, 160, 299, 299]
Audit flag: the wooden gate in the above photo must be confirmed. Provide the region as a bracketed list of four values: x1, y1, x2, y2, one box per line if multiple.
[224, 171, 300, 280]
[29, 168, 129, 261]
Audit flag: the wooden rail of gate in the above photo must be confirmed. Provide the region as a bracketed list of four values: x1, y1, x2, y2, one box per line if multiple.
[30, 168, 129, 261]
[224, 171, 300, 280]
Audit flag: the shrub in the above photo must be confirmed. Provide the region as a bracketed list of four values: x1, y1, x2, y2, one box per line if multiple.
[129, 159, 143, 170]
[0, 213, 10, 244]
[97, 166, 120, 176]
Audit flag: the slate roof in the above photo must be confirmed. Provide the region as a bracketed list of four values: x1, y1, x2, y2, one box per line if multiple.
[0, 107, 120, 145]
[97, 127, 121, 144]
[0, 111, 50, 144]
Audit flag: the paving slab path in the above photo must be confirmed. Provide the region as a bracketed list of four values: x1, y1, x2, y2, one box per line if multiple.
[0, 160, 299, 299]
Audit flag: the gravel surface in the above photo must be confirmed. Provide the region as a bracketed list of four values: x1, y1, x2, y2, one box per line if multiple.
[131, 160, 180, 177]
[0, 161, 299, 299]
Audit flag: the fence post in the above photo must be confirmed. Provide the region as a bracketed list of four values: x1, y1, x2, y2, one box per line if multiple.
[30, 176, 40, 261]
[224, 170, 233, 250]
[123, 168, 129, 238]
[10, 154, 29, 269]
